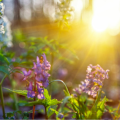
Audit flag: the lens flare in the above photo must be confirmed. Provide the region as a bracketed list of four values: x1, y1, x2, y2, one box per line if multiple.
[92, 0, 120, 34]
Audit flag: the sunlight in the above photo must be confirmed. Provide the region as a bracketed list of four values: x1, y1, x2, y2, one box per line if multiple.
[71, 0, 83, 12]
[92, 0, 120, 34]
[71, 0, 83, 21]
[92, 16, 107, 32]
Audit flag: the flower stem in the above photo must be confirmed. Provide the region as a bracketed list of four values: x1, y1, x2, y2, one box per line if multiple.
[49, 79, 70, 96]
[0, 74, 7, 85]
[0, 74, 7, 119]
[49, 52, 54, 96]
[90, 89, 102, 118]
[45, 106, 48, 120]
[0, 84, 5, 118]
[32, 105, 35, 119]
[32, 80, 36, 120]
[9, 76, 19, 119]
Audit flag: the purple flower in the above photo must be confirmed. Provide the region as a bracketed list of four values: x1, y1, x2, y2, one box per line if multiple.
[74, 64, 109, 97]
[22, 69, 32, 81]
[32, 62, 37, 70]
[86, 66, 92, 73]
[42, 53, 51, 70]
[42, 80, 49, 87]
[27, 82, 35, 98]
[22, 53, 51, 99]
[37, 83, 45, 99]
[37, 93, 45, 99]
[73, 88, 82, 95]
[32, 62, 42, 75]
[33, 54, 51, 86]
[35, 75, 44, 82]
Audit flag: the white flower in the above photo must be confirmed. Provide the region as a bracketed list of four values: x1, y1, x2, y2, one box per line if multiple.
[0, 2, 4, 16]
[0, 16, 13, 47]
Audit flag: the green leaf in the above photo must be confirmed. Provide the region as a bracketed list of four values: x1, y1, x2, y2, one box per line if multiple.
[91, 89, 102, 115]
[36, 109, 44, 114]
[17, 89, 60, 107]
[72, 98, 79, 112]
[50, 108, 59, 115]
[47, 105, 58, 118]
[50, 99, 61, 106]
[43, 89, 61, 107]
[63, 90, 69, 96]
[4, 88, 27, 96]
[0, 66, 9, 74]
[0, 53, 9, 65]
[59, 96, 72, 113]
[18, 101, 29, 106]
[44, 89, 51, 100]
[7, 112, 14, 117]
[43, 89, 51, 107]
[86, 111, 92, 118]
[4, 88, 60, 108]
[97, 96, 107, 118]
[97, 97, 107, 110]
[72, 113, 76, 118]
[97, 110, 102, 118]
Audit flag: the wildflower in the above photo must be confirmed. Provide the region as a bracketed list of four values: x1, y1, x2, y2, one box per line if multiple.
[42, 53, 51, 70]
[22, 54, 51, 99]
[33, 55, 51, 88]
[0, 2, 4, 16]
[37, 83, 45, 99]
[0, 16, 13, 46]
[55, 0, 74, 28]
[22, 69, 32, 81]
[27, 82, 35, 98]
[74, 64, 109, 97]
[0, 2, 5, 34]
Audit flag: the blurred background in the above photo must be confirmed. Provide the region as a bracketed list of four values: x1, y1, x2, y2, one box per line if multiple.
[1, 0, 120, 118]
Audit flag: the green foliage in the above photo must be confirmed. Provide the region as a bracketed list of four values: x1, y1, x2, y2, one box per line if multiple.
[13, 30, 78, 67]
[106, 103, 120, 119]
[47, 105, 58, 118]
[50, 108, 60, 120]
[5, 110, 30, 119]
[0, 52, 23, 75]
[4, 88, 61, 107]
[4, 88, 27, 96]
[0, 53, 9, 65]
[0, 53, 11, 75]
[0, 65, 10, 74]
[7, 112, 14, 118]
[63, 90, 70, 96]
[62, 89, 108, 119]
[96, 96, 107, 118]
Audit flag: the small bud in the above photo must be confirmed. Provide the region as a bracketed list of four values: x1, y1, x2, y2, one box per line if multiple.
[58, 113, 64, 119]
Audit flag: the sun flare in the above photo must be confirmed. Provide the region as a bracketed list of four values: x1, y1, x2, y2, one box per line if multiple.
[92, 0, 120, 34]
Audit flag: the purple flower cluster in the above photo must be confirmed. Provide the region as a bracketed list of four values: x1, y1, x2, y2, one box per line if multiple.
[22, 53, 51, 99]
[74, 64, 109, 97]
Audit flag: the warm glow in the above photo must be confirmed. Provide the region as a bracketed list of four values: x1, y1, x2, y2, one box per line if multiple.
[71, 0, 83, 12]
[92, 0, 120, 34]
[92, 16, 107, 32]
[71, 0, 83, 21]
